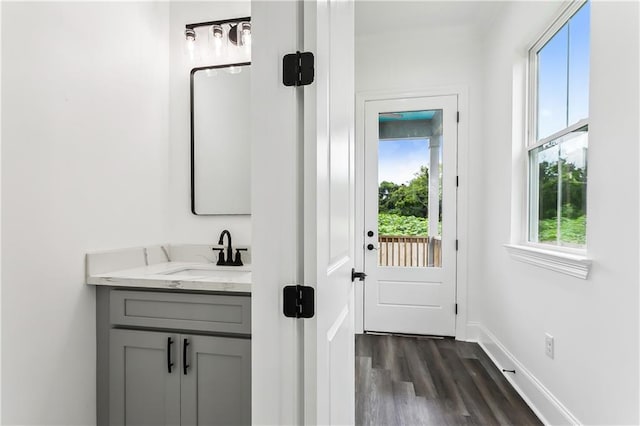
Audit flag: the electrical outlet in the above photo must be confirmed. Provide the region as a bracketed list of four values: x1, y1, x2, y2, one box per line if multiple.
[545, 333, 554, 359]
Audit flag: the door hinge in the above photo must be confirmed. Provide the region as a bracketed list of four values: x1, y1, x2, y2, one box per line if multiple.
[283, 285, 315, 318]
[455, 239, 459, 251]
[455, 303, 458, 315]
[456, 111, 460, 123]
[456, 176, 459, 187]
[283, 51, 315, 87]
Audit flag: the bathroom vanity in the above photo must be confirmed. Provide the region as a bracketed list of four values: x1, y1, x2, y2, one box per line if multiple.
[87, 245, 251, 426]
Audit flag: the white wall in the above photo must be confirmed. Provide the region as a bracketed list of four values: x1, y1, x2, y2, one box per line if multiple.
[0, 2, 3, 422]
[355, 13, 488, 331]
[478, 1, 639, 424]
[1, 3, 170, 424]
[168, 2, 251, 247]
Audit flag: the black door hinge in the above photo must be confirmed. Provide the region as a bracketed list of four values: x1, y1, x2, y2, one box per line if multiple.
[283, 51, 315, 87]
[456, 111, 460, 123]
[283, 285, 315, 318]
[456, 176, 459, 187]
[455, 303, 458, 315]
[455, 240, 459, 251]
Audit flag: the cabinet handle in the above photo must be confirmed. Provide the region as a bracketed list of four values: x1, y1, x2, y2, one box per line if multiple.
[167, 337, 174, 373]
[183, 338, 190, 375]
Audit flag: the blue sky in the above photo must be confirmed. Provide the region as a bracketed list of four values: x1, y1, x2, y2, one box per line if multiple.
[538, 1, 590, 139]
[378, 138, 429, 184]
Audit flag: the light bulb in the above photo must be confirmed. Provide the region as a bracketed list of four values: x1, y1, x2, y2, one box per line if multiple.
[185, 28, 196, 61]
[185, 28, 196, 50]
[210, 24, 223, 50]
[227, 66, 242, 74]
[239, 22, 251, 46]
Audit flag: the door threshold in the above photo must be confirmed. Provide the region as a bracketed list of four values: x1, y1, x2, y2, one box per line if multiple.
[364, 331, 452, 340]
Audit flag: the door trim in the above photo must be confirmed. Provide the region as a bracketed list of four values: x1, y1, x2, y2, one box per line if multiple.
[251, 2, 304, 425]
[355, 86, 470, 340]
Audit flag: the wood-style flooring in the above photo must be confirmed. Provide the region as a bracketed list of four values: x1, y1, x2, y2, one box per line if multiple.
[356, 334, 542, 426]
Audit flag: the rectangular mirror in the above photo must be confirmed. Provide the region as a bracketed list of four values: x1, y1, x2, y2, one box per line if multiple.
[191, 63, 251, 215]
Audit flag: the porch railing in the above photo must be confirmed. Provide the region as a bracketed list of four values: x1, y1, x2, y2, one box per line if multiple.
[378, 235, 442, 267]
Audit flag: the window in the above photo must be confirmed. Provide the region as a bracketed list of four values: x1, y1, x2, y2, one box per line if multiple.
[528, 1, 590, 250]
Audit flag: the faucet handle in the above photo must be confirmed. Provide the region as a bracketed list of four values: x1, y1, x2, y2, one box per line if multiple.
[232, 248, 247, 266]
[212, 247, 225, 265]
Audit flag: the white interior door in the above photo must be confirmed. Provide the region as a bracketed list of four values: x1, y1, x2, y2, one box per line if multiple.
[363, 95, 458, 336]
[303, 0, 355, 425]
[251, 2, 305, 425]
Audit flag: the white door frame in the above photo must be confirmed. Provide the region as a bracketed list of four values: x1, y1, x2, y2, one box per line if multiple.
[355, 87, 470, 341]
[251, 2, 304, 425]
[251, 1, 356, 425]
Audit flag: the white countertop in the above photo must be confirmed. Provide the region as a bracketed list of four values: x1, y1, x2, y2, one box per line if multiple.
[87, 261, 251, 293]
[86, 245, 251, 293]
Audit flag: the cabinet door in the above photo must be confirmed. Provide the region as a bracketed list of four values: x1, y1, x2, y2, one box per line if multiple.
[180, 335, 251, 426]
[110, 329, 180, 426]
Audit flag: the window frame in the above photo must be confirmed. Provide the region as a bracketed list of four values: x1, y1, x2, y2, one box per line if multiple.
[526, 0, 590, 254]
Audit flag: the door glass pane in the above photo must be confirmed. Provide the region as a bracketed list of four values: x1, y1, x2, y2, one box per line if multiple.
[377, 109, 442, 268]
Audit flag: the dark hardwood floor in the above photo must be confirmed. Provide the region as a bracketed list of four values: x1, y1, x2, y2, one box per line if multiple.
[356, 334, 542, 426]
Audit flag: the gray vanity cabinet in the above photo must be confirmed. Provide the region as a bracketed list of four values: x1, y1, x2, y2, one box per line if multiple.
[181, 335, 251, 426]
[109, 329, 181, 426]
[98, 288, 251, 426]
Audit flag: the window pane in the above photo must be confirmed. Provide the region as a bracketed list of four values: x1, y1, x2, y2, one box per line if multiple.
[568, 2, 590, 125]
[529, 127, 588, 248]
[538, 24, 569, 140]
[559, 132, 588, 246]
[530, 142, 559, 243]
[377, 109, 443, 267]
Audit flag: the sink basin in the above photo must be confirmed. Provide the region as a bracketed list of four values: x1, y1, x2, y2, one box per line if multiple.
[160, 268, 250, 280]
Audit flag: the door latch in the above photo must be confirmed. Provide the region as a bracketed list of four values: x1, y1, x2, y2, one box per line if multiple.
[351, 268, 367, 282]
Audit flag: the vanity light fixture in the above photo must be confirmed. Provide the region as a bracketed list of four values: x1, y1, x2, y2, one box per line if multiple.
[240, 22, 251, 46]
[185, 16, 251, 54]
[229, 22, 251, 46]
[185, 28, 196, 52]
[211, 24, 224, 39]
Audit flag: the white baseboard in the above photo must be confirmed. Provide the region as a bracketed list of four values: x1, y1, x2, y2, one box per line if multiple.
[466, 322, 581, 426]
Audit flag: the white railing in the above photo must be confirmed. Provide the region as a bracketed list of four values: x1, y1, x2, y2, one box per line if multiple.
[378, 235, 442, 267]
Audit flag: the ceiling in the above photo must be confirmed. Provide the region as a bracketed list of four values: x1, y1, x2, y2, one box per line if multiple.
[355, 1, 509, 37]
[379, 110, 436, 122]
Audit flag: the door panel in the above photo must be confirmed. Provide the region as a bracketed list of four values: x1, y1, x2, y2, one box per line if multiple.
[328, 308, 353, 425]
[180, 335, 251, 426]
[378, 281, 444, 306]
[304, 0, 356, 424]
[364, 96, 458, 336]
[109, 329, 180, 426]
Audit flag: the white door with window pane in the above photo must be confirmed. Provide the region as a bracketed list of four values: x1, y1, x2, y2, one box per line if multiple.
[364, 95, 457, 336]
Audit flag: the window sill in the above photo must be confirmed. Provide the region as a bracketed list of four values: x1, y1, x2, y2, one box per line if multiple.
[504, 244, 592, 279]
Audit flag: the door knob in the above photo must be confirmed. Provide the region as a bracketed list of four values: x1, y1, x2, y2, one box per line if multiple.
[367, 244, 377, 251]
[367, 230, 374, 237]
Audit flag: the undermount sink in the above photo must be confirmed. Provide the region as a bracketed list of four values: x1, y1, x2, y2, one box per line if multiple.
[160, 267, 250, 280]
